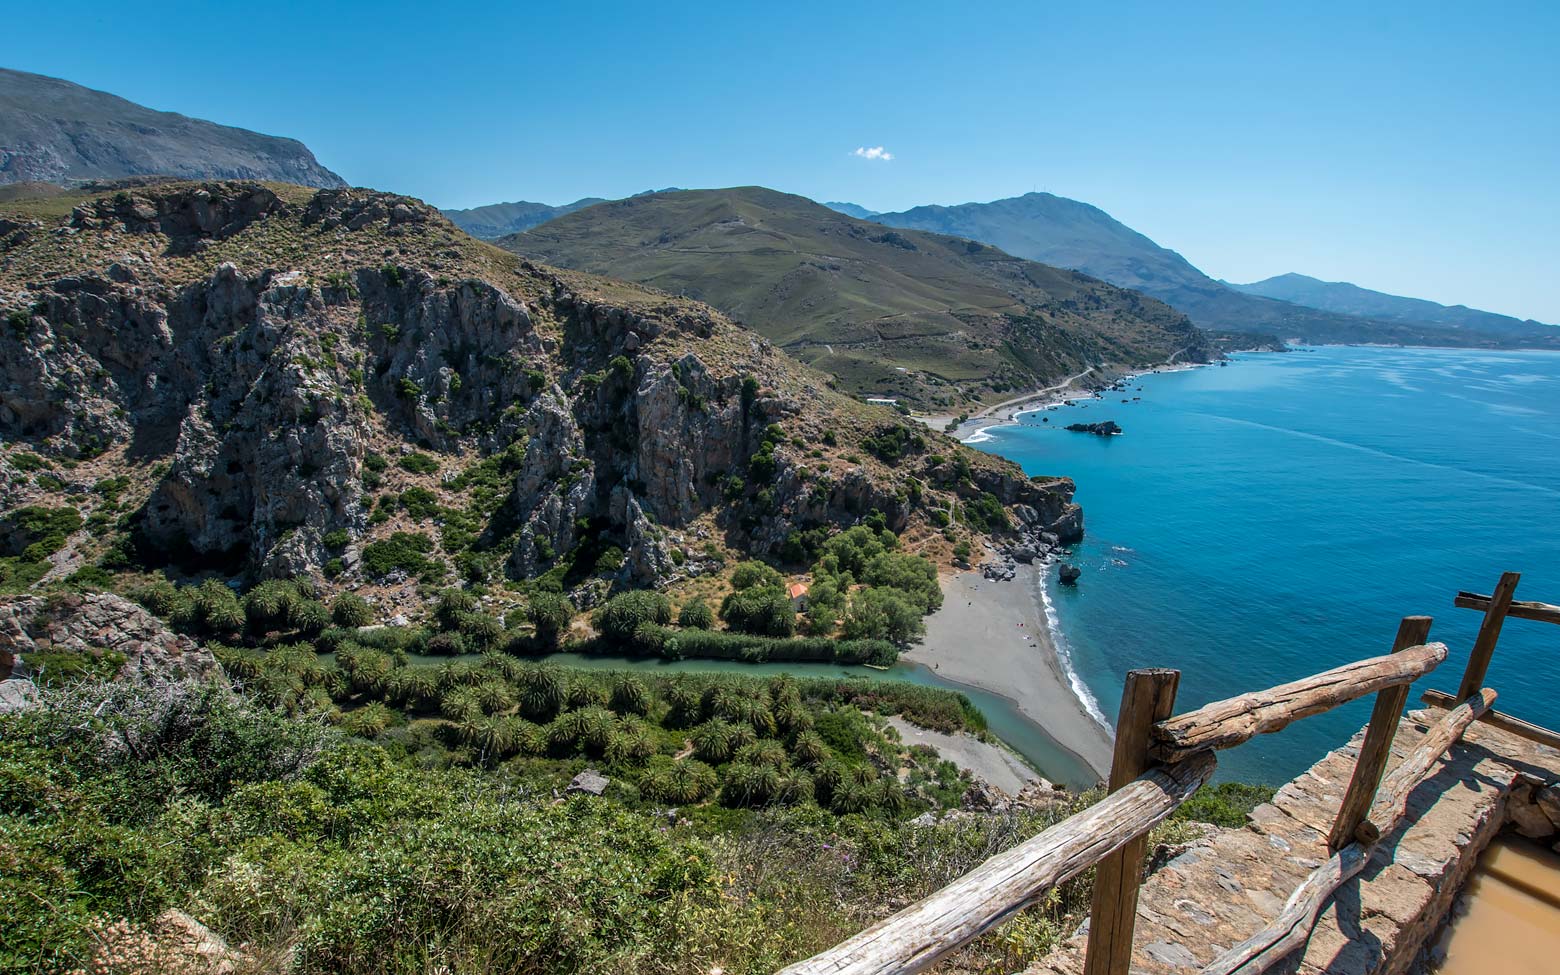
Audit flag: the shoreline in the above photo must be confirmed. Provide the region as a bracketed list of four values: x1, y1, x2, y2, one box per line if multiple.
[906, 564, 1116, 782]
[884, 715, 1050, 795]
[909, 355, 1227, 784]
[919, 359, 1213, 444]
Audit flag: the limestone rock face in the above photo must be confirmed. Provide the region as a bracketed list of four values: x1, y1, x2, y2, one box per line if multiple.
[507, 390, 596, 577]
[356, 266, 544, 450]
[141, 265, 369, 577]
[0, 592, 225, 686]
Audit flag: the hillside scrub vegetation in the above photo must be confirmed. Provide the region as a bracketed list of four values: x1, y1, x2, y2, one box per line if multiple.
[1, 675, 1271, 975]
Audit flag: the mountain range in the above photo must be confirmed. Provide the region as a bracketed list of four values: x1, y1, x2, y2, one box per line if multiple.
[0, 68, 345, 189]
[1227, 272, 1556, 340]
[442, 189, 682, 239]
[503, 186, 1211, 409]
[439, 197, 607, 238]
[860, 193, 1558, 348]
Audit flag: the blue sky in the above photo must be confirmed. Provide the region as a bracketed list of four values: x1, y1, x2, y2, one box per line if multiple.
[7, 0, 1558, 321]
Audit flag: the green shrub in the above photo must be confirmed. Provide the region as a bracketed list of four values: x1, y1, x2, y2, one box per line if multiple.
[331, 593, 374, 628]
[361, 532, 436, 580]
[597, 590, 672, 643]
[677, 598, 714, 630]
[398, 452, 439, 474]
[1174, 782, 1276, 828]
[323, 528, 351, 549]
[1, 505, 82, 561]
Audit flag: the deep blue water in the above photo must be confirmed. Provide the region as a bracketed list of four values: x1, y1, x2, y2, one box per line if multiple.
[971, 346, 1560, 784]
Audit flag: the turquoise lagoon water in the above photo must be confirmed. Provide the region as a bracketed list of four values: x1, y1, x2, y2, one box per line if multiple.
[971, 345, 1560, 784]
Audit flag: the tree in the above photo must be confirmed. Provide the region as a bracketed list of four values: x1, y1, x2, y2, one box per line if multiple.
[729, 560, 783, 591]
[526, 592, 574, 647]
[720, 585, 795, 637]
[843, 587, 923, 643]
[677, 598, 714, 630]
[861, 551, 943, 613]
[597, 590, 672, 643]
[800, 578, 844, 635]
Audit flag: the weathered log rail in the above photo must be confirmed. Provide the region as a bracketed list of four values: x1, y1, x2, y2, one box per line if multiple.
[780, 572, 1560, 975]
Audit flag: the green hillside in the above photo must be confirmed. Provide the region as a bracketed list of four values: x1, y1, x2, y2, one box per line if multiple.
[503, 187, 1210, 410]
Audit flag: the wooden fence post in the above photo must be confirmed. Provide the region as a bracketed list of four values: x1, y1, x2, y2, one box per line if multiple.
[1084, 668, 1180, 975]
[1457, 572, 1519, 701]
[1326, 616, 1432, 850]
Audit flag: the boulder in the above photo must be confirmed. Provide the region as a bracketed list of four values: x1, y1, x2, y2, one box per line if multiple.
[0, 592, 225, 687]
[1059, 563, 1082, 584]
[567, 769, 610, 796]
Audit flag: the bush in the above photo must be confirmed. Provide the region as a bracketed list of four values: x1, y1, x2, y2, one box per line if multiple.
[400, 486, 440, 519]
[630, 625, 896, 667]
[1, 505, 82, 561]
[323, 528, 351, 549]
[1174, 782, 1276, 827]
[677, 598, 714, 630]
[331, 593, 374, 628]
[361, 532, 436, 580]
[962, 492, 1010, 533]
[597, 590, 672, 643]
[398, 452, 439, 474]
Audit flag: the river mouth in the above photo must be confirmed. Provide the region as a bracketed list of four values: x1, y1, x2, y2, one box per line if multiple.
[1434, 835, 1560, 974]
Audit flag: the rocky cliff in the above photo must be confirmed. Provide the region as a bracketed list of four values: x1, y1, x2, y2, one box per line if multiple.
[0, 180, 1079, 606]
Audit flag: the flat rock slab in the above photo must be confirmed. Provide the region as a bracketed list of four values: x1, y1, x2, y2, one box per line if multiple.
[1028, 710, 1560, 975]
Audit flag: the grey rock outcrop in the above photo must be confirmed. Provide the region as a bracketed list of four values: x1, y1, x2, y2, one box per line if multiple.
[0, 592, 225, 686]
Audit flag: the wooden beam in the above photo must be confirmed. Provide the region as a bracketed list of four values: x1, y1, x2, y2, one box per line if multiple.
[1420, 688, 1560, 750]
[1150, 643, 1448, 763]
[1454, 590, 1560, 626]
[1085, 669, 1180, 975]
[777, 751, 1218, 975]
[1198, 688, 1495, 975]
[1357, 687, 1496, 844]
[1456, 572, 1520, 700]
[1326, 616, 1432, 850]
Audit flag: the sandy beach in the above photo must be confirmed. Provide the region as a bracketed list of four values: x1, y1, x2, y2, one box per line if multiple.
[885, 716, 1047, 795]
[904, 564, 1116, 781]
[916, 368, 1104, 441]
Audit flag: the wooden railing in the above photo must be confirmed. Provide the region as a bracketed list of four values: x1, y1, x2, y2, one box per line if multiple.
[780, 572, 1559, 975]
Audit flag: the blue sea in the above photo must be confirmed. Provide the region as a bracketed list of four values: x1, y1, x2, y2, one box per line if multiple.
[971, 346, 1560, 784]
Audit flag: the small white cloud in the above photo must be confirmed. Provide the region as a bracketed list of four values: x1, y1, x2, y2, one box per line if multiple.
[851, 146, 894, 161]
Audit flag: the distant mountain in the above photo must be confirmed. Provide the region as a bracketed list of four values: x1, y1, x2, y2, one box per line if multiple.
[443, 189, 683, 238]
[1228, 273, 1558, 342]
[825, 201, 879, 219]
[0, 67, 345, 189]
[441, 198, 606, 239]
[501, 186, 1210, 409]
[869, 193, 1557, 348]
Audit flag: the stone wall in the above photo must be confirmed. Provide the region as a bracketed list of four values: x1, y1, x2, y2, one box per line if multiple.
[1027, 706, 1560, 975]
